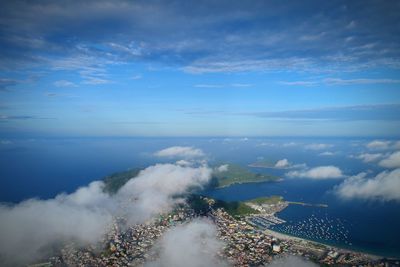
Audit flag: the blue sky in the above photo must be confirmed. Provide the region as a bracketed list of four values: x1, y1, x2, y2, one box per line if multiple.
[0, 0, 400, 137]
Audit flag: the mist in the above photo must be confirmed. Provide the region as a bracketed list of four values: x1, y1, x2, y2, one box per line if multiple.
[0, 148, 212, 266]
[145, 219, 229, 267]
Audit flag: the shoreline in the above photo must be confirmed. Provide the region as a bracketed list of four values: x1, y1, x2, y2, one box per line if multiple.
[215, 179, 283, 189]
[248, 164, 291, 170]
[263, 228, 392, 260]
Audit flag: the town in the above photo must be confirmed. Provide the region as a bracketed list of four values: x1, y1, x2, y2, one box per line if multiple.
[42, 197, 399, 267]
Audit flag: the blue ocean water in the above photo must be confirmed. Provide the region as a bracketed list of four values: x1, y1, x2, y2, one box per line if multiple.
[203, 179, 400, 258]
[0, 137, 399, 258]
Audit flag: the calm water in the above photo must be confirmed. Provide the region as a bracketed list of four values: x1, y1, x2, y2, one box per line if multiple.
[203, 178, 400, 258]
[1, 137, 399, 258]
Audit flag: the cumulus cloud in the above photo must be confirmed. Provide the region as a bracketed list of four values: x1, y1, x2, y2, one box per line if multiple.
[275, 159, 290, 168]
[304, 143, 333, 150]
[379, 151, 400, 168]
[118, 163, 212, 223]
[366, 140, 391, 150]
[155, 146, 205, 159]
[287, 166, 343, 179]
[319, 151, 335, 156]
[175, 159, 192, 166]
[0, 181, 113, 266]
[356, 153, 384, 163]
[145, 219, 229, 267]
[216, 164, 229, 172]
[0, 161, 212, 266]
[335, 169, 400, 201]
[282, 142, 298, 147]
[267, 255, 318, 267]
[394, 141, 400, 150]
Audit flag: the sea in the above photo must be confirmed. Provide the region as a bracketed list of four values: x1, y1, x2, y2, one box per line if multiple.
[0, 137, 399, 258]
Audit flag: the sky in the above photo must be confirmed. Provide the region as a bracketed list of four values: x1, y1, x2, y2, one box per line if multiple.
[0, 0, 400, 137]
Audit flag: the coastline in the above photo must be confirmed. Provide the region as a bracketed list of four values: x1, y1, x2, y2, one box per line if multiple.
[215, 179, 283, 189]
[248, 164, 291, 170]
[264, 227, 386, 260]
[250, 199, 393, 261]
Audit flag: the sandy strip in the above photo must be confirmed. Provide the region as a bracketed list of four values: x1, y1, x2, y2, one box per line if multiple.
[263, 228, 382, 260]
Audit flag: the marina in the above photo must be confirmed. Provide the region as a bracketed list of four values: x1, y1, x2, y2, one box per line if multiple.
[246, 215, 286, 229]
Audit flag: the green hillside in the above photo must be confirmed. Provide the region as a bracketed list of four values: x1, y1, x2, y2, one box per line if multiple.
[103, 168, 141, 194]
[212, 164, 279, 188]
[248, 195, 284, 205]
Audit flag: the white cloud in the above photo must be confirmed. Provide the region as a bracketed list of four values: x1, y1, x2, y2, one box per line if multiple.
[145, 219, 228, 267]
[194, 84, 224, 88]
[275, 159, 290, 168]
[256, 142, 276, 147]
[154, 146, 205, 159]
[282, 78, 400, 87]
[356, 153, 384, 163]
[267, 255, 318, 267]
[82, 77, 111, 85]
[175, 159, 192, 166]
[118, 163, 212, 223]
[131, 74, 142, 80]
[282, 142, 298, 147]
[335, 169, 400, 201]
[0, 181, 113, 266]
[0, 140, 12, 145]
[319, 151, 335, 156]
[194, 83, 252, 88]
[279, 80, 318, 86]
[231, 83, 252, 87]
[305, 143, 333, 150]
[0, 162, 212, 266]
[366, 140, 391, 150]
[216, 164, 229, 172]
[287, 166, 343, 179]
[394, 141, 400, 150]
[324, 78, 400, 85]
[54, 80, 77, 87]
[379, 151, 400, 168]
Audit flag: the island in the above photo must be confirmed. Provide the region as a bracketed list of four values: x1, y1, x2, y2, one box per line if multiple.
[103, 168, 141, 194]
[102, 163, 279, 193]
[37, 168, 394, 267]
[248, 159, 277, 168]
[248, 159, 292, 169]
[211, 163, 279, 188]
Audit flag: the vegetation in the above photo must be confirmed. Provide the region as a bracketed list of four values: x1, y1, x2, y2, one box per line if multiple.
[101, 163, 278, 194]
[186, 195, 210, 215]
[186, 195, 260, 217]
[248, 159, 276, 168]
[103, 168, 141, 194]
[214, 199, 260, 217]
[212, 163, 279, 188]
[248, 195, 284, 205]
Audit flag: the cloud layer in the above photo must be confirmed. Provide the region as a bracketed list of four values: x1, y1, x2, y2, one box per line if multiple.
[379, 151, 400, 168]
[155, 146, 205, 159]
[356, 153, 384, 163]
[250, 104, 400, 121]
[1, 1, 400, 74]
[335, 169, 400, 201]
[145, 219, 228, 267]
[367, 140, 392, 150]
[275, 159, 290, 168]
[0, 147, 212, 266]
[287, 166, 343, 179]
